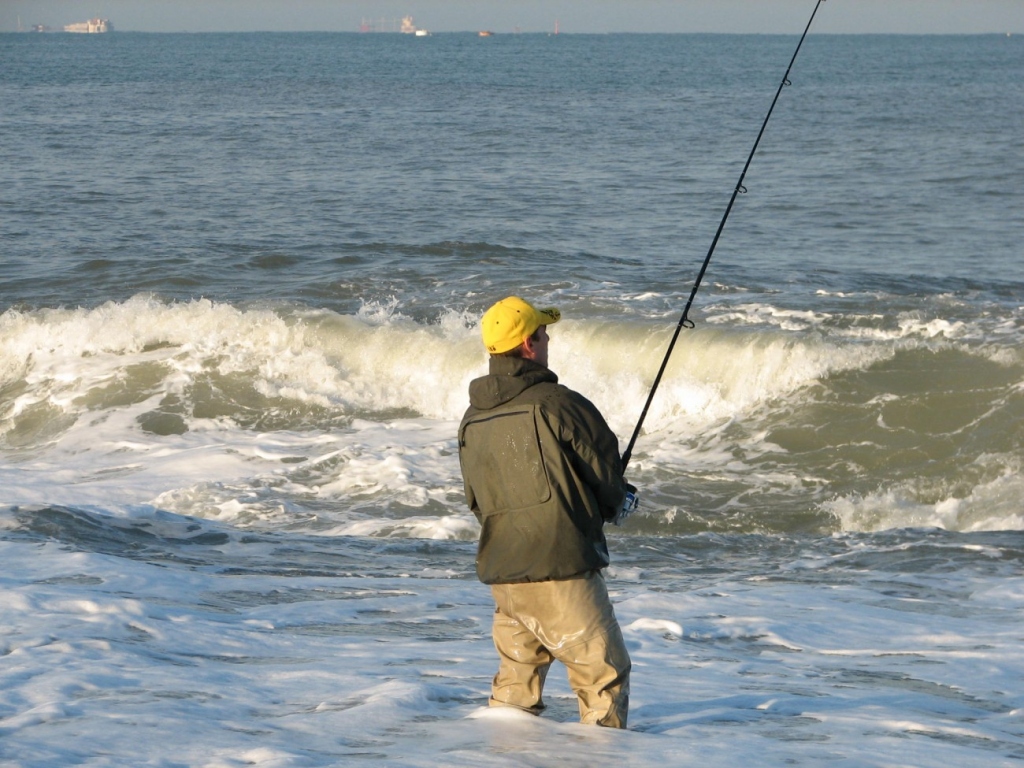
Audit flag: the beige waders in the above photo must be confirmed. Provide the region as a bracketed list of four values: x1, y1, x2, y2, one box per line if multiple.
[488, 570, 631, 728]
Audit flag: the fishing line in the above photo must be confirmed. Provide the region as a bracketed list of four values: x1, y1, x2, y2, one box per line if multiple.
[621, 0, 827, 469]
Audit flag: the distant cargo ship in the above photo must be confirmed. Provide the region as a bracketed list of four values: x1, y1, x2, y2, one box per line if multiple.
[359, 15, 429, 34]
[64, 18, 113, 33]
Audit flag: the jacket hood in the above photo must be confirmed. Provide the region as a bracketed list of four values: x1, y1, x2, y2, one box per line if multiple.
[468, 356, 559, 410]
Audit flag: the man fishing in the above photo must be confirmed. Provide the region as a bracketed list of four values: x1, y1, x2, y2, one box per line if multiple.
[458, 296, 637, 728]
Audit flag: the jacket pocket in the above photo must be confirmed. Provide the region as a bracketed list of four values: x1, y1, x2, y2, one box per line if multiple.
[460, 406, 552, 516]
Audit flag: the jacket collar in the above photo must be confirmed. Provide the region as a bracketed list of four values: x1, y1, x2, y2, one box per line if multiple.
[468, 357, 558, 410]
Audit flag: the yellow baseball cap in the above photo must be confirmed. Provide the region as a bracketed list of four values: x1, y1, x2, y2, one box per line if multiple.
[481, 296, 561, 354]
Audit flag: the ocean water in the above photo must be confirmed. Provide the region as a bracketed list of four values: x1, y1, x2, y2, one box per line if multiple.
[1, 28, 1023, 766]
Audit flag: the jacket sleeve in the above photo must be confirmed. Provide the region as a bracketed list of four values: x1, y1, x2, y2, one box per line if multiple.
[554, 389, 628, 521]
[457, 420, 482, 522]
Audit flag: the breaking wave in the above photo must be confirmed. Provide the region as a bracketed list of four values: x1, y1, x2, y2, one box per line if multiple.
[2, 296, 1021, 534]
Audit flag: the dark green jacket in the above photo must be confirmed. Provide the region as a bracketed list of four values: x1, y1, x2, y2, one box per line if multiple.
[458, 356, 627, 584]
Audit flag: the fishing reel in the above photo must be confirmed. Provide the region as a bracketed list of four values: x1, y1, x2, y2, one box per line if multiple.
[612, 484, 639, 526]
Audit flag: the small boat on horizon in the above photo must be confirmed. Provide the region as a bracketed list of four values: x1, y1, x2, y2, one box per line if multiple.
[64, 17, 112, 33]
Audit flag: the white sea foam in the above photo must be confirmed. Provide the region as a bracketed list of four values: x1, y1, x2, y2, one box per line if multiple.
[2, 528, 1022, 767]
[552, 318, 885, 439]
[3, 297, 1022, 534]
[0, 295, 968, 440]
[825, 463, 1024, 533]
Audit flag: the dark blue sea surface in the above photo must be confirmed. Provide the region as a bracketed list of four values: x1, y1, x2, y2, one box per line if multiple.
[2, 33, 1021, 312]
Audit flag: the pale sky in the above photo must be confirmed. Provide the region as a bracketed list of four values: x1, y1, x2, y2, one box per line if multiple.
[4, 0, 1022, 34]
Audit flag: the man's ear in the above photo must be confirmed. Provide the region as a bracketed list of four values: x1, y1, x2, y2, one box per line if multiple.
[520, 335, 538, 361]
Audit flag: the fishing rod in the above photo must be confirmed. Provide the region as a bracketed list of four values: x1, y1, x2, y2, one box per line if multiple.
[621, 0, 827, 470]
